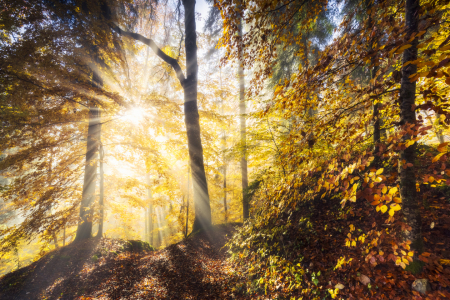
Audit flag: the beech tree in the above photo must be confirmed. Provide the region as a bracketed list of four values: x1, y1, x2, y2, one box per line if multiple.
[114, 0, 212, 232]
[398, 0, 423, 261]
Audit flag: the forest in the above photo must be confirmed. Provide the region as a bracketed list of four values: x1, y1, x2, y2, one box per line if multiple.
[0, 0, 450, 299]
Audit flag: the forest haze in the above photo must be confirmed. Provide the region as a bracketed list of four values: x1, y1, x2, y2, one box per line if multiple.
[1, 0, 450, 299]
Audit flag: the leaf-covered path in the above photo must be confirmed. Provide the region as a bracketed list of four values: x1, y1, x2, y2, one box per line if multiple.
[0, 225, 245, 300]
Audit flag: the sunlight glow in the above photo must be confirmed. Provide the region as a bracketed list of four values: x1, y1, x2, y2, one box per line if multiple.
[123, 107, 145, 126]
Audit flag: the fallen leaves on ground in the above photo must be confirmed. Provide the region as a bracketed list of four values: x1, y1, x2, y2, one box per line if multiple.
[0, 224, 248, 300]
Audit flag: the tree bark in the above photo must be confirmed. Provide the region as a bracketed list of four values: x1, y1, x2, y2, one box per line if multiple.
[183, 0, 212, 232]
[75, 65, 102, 241]
[53, 233, 58, 249]
[186, 165, 190, 237]
[145, 207, 148, 242]
[367, 0, 382, 167]
[238, 15, 249, 220]
[146, 173, 153, 245]
[435, 114, 445, 143]
[97, 144, 104, 238]
[399, 0, 422, 258]
[219, 66, 228, 223]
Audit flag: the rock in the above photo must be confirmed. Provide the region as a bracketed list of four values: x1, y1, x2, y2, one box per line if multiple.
[359, 274, 370, 286]
[412, 279, 431, 294]
[123, 240, 155, 253]
[335, 283, 345, 290]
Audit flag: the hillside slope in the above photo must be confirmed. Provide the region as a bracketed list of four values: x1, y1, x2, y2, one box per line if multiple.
[0, 224, 244, 300]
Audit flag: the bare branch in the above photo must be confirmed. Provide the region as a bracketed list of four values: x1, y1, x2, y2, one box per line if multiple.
[112, 25, 186, 87]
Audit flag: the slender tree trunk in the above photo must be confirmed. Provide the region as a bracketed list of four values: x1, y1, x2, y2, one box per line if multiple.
[53, 233, 58, 249]
[367, 0, 382, 167]
[63, 225, 65, 247]
[97, 144, 104, 237]
[223, 157, 227, 222]
[145, 207, 148, 242]
[399, 0, 423, 260]
[149, 204, 153, 245]
[156, 207, 161, 248]
[75, 66, 102, 241]
[436, 114, 445, 143]
[220, 66, 228, 223]
[238, 15, 249, 220]
[183, 0, 211, 232]
[146, 173, 153, 245]
[186, 165, 190, 237]
[48, 149, 58, 248]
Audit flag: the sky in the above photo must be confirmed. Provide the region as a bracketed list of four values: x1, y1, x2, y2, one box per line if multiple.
[195, 0, 211, 32]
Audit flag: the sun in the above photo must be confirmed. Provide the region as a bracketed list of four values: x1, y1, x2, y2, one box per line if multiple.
[123, 107, 145, 126]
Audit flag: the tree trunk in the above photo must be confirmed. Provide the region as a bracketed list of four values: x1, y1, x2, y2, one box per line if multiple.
[53, 233, 58, 249]
[145, 207, 148, 242]
[220, 66, 228, 223]
[186, 165, 190, 237]
[146, 173, 153, 245]
[183, 0, 211, 232]
[115, 0, 211, 233]
[149, 204, 153, 245]
[436, 114, 445, 143]
[97, 144, 104, 238]
[399, 0, 423, 261]
[238, 15, 249, 220]
[75, 65, 102, 241]
[367, 0, 382, 167]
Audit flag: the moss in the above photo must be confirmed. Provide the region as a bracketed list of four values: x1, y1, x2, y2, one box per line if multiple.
[123, 240, 155, 253]
[411, 238, 425, 255]
[405, 259, 425, 274]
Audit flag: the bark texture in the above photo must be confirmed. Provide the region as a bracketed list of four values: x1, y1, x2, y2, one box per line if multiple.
[183, 0, 211, 232]
[220, 68, 228, 222]
[399, 0, 422, 255]
[367, 0, 382, 167]
[97, 144, 104, 237]
[75, 65, 102, 241]
[146, 173, 153, 245]
[238, 15, 249, 220]
[75, 106, 101, 241]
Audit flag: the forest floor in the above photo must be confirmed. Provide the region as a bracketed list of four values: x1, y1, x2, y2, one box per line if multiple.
[0, 224, 246, 300]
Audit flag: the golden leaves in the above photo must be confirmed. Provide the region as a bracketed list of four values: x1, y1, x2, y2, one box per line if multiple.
[388, 187, 398, 195]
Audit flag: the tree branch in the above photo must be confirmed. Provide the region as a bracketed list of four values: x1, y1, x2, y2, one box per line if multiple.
[112, 25, 186, 87]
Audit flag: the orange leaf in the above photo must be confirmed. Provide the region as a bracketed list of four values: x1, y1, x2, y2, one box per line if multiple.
[432, 153, 445, 163]
[393, 197, 402, 203]
[437, 142, 449, 153]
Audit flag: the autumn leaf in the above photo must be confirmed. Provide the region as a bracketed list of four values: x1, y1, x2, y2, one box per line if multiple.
[388, 187, 398, 195]
[432, 153, 445, 163]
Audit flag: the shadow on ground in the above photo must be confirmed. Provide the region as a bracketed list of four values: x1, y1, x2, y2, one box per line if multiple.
[0, 224, 244, 300]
